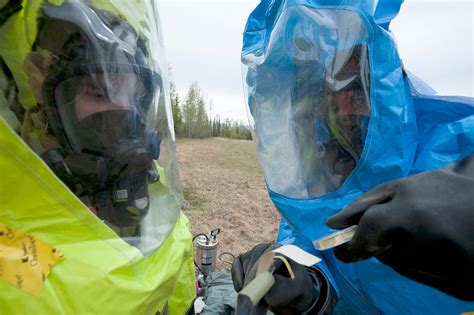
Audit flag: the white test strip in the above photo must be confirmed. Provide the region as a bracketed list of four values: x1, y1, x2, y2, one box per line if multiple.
[313, 226, 357, 251]
[272, 244, 322, 267]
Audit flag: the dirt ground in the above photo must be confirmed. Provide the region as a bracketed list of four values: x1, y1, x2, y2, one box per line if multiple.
[176, 138, 281, 271]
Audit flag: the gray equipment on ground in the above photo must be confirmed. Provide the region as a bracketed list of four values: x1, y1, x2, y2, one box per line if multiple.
[196, 229, 220, 276]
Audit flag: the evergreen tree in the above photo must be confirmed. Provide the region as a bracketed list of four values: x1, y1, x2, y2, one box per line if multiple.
[170, 80, 184, 137]
[196, 95, 209, 138]
[183, 82, 200, 138]
[167, 72, 252, 140]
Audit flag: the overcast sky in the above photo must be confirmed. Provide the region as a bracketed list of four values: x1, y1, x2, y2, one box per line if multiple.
[159, 0, 473, 121]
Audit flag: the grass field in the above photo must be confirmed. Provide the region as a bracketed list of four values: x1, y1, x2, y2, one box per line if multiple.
[176, 138, 281, 270]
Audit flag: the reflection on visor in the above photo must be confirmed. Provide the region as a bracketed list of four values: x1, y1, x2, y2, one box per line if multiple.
[244, 7, 371, 199]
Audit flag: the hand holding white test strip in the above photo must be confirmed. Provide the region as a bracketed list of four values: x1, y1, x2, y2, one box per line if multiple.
[236, 245, 322, 314]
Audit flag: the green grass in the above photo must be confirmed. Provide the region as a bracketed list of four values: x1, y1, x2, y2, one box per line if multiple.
[182, 187, 209, 212]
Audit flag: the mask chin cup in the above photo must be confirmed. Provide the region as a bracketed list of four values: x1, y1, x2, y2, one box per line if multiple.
[95, 191, 150, 229]
[44, 146, 156, 229]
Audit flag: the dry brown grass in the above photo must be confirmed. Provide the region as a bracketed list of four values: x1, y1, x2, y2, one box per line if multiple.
[176, 138, 281, 270]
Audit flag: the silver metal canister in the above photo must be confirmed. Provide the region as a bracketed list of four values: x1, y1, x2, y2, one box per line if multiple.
[196, 230, 220, 276]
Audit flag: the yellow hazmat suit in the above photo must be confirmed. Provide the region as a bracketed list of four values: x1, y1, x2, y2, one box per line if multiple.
[0, 0, 196, 313]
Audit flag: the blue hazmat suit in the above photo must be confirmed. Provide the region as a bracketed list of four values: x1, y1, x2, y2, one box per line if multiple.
[241, 0, 474, 313]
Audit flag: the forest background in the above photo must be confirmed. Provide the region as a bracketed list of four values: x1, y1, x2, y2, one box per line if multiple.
[170, 75, 252, 140]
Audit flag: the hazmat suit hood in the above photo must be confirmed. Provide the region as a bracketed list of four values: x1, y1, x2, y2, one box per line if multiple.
[0, 1, 195, 314]
[243, 0, 418, 242]
[242, 0, 474, 313]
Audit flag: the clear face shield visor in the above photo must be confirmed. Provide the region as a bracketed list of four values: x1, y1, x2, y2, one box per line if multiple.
[23, 0, 182, 255]
[243, 7, 371, 199]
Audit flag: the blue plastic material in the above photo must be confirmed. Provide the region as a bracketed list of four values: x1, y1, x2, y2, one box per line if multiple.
[243, 1, 474, 313]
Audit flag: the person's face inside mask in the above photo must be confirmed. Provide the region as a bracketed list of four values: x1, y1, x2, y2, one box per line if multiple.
[67, 72, 149, 157]
[325, 83, 370, 182]
[332, 84, 368, 147]
[74, 73, 136, 121]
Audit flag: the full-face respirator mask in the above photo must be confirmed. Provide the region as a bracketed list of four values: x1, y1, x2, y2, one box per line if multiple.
[35, 1, 163, 235]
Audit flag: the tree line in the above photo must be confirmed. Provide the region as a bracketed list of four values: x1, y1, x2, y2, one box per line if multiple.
[170, 81, 252, 140]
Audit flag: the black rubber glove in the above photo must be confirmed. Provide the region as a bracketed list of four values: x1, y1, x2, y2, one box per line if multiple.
[231, 243, 322, 314]
[327, 155, 474, 300]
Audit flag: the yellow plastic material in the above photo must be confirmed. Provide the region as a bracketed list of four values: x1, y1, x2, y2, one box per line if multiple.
[2, 0, 184, 254]
[273, 255, 295, 279]
[0, 0, 196, 312]
[0, 223, 64, 295]
[0, 118, 195, 314]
